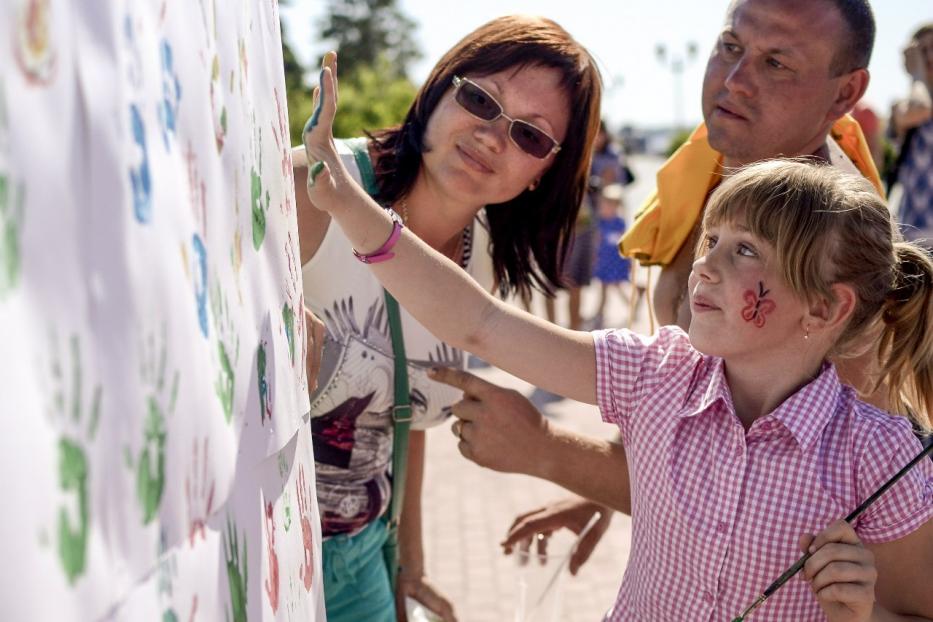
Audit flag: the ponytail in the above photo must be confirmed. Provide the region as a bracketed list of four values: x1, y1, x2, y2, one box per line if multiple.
[876, 243, 933, 429]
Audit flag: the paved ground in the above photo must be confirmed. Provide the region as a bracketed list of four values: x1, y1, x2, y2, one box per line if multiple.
[420, 156, 663, 621]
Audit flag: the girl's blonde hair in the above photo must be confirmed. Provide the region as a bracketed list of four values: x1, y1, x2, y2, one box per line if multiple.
[701, 159, 933, 428]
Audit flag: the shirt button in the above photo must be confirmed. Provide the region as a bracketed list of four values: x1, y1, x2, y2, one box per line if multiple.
[717, 521, 730, 535]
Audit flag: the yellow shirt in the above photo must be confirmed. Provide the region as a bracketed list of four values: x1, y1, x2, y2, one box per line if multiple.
[619, 115, 883, 266]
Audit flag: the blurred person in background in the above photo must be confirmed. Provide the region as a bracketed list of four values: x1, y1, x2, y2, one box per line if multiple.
[888, 23, 933, 246]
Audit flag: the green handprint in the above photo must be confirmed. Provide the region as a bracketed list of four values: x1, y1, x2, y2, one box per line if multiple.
[250, 125, 269, 251]
[49, 334, 102, 585]
[282, 303, 296, 365]
[0, 173, 24, 299]
[211, 283, 239, 424]
[136, 398, 166, 523]
[57, 438, 89, 584]
[135, 327, 179, 524]
[224, 516, 248, 622]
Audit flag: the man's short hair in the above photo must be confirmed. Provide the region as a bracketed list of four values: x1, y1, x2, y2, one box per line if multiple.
[824, 0, 876, 75]
[912, 23, 933, 42]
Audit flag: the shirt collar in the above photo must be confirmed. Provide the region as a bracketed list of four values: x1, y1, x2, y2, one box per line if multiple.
[768, 361, 843, 451]
[678, 358, 844, 452]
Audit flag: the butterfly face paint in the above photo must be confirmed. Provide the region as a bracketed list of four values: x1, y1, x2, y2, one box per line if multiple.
[741, 281, 775, 328]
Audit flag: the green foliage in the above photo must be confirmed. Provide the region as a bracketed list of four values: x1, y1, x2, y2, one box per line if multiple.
[286, 57, 416, 145]
[280, 0, 421, 145]
[665, 128, 693, 158]
[317, 0, 421, 79]
[335, 58, 418, 139]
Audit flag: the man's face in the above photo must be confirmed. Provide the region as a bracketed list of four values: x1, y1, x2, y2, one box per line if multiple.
[701, 0, 850, 167]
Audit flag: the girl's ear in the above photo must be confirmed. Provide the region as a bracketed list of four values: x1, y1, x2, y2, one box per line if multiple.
[806, 283, 857, 333]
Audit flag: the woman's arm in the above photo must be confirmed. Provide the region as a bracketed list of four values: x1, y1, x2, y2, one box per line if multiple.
[397, 431, 456, 622]
[302, 57, 597, 404]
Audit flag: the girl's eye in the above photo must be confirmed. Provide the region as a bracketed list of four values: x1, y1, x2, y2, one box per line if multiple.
[704, 235, 718, 250]
[737, 243, 757, 257]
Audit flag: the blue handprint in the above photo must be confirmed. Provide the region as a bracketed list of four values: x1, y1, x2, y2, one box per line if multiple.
[158, 39, 181, 150]
[192, 234, 208, 338]
[129, 104, 152, 224]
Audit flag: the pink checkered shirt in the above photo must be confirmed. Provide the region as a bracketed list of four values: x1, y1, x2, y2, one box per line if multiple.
[593, 326, 933, 621]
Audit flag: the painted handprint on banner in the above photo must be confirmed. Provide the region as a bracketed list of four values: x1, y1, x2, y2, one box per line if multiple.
[270, 88, 293, 216]
[0, 173, 24, 300]
[14, 0, 58, 85]
[224, 516, 248, 622]
[257, 339, 273, 424]
[296, 463, 315, 592]
[250, 122, 270, 251]
[186, 233, 209, 339]
[129, 104, 153, 224]
[134, 326, 179, 524]
[46, 333, 103, 585]
[211, 282, 240, 423]
[185, 437, 215, 546]
[158, 39, 181, 151]
[263, 501, 280, 613]
[210, 54, 227, 152]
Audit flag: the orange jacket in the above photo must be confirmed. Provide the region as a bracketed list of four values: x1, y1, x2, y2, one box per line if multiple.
[619, 115, 883, 266]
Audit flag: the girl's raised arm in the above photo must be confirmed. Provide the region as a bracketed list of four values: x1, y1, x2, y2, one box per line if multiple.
[302, 54, 598, 404]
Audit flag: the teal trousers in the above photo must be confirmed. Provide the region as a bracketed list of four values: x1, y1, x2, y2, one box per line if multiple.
[322, 518, 397, 622]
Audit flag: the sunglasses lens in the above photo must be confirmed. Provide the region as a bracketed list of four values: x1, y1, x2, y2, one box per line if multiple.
[510, 121, 554, 159]
[456, 82, 500, 121]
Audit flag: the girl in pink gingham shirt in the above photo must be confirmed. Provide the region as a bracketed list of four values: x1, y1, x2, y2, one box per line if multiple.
[306, 64, 933, 621]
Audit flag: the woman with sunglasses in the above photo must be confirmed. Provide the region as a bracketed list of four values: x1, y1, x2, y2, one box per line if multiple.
[293, 15, 601, 622]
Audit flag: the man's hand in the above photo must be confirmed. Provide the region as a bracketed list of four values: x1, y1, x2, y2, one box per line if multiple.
[304, 306, 326, 392]
[396, 572, 457, 622]
[429, 366, 550, 475]
[502, 497, 612, 575]
[800, 520, 876, 622]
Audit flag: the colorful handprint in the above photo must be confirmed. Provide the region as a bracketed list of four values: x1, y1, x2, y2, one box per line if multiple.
[263, 501, 279, 613]
[295, 463, 315, 592]
[47, 333, 102, 585]
[185, 437, 215, 546]
[223, 516, 248, 622]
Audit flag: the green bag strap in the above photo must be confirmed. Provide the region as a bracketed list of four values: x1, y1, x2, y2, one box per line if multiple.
[346, 137, 412, 556]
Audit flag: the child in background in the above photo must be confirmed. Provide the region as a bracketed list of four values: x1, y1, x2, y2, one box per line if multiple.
[305, 59, 933, 621]
[592, 183, 642, 328]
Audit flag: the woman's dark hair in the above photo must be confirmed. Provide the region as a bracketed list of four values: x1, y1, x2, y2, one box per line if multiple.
[367, 15, 602, 297]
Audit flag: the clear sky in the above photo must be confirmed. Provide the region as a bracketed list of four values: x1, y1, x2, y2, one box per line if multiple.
[282, 0, 931, 130]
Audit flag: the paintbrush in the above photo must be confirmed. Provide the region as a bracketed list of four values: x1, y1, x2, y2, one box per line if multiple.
[732, 437, 933, 622]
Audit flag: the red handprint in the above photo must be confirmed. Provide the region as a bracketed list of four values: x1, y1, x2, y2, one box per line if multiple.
[185, 438, 215, 546]
[741, 281, 776, 328]
[264, 501, 280, 613]
[296, 463, 315, 592]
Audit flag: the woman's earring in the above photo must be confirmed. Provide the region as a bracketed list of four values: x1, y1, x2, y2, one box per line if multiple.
[528, 179, 540, 192]
[804, 325, 810, 340]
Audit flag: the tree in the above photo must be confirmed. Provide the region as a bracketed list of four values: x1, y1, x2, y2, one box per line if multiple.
[280, 0, 422, 144]
[317, 0, 421, 79]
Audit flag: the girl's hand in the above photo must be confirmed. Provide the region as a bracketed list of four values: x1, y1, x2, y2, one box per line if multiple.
[800, 520, 877, 622]
[396, 571, 457, 622]
[302, 51, 344, 210]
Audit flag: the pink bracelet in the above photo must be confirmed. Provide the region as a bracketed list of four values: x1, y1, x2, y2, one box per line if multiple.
[353, 220, 404, 264]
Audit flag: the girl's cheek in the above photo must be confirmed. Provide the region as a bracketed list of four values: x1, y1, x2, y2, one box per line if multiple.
[739, 280, 776, 328]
